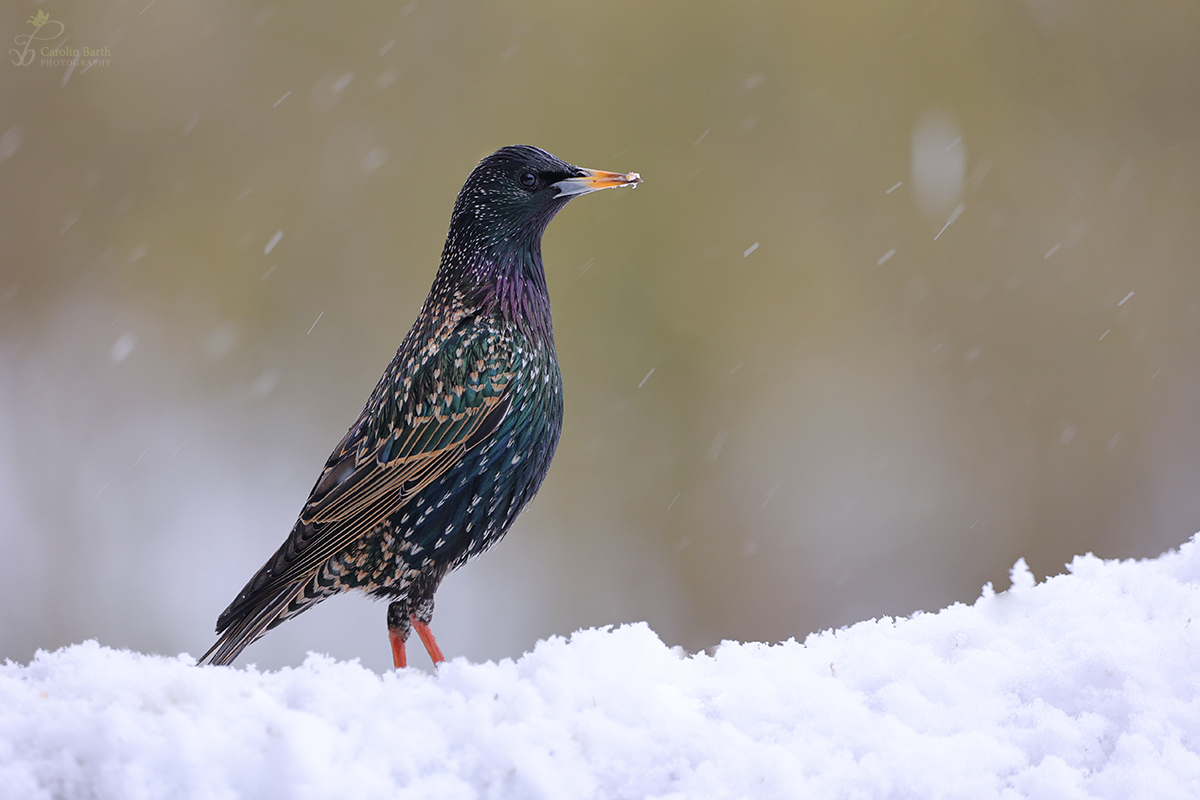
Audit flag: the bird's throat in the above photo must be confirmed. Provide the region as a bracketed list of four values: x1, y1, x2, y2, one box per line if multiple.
[487, 264, 553, 338]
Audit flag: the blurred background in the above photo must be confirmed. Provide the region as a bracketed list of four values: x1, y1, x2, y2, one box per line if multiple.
[2, 0, 1198, 672]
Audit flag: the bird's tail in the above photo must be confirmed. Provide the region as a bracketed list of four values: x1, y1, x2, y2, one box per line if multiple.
[197, 584, 304, 666]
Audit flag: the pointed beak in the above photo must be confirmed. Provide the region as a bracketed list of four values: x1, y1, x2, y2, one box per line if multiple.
[552, 168, 642, 198]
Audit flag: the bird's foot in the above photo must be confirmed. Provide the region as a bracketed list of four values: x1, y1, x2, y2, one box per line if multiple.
[389, 626, 407, 669]
[412, 615, 445, 665]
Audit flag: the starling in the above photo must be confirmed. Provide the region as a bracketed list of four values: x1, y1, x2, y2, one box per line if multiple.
[199, 145, 640, 668]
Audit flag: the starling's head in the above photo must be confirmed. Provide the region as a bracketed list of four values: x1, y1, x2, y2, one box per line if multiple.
[448, 145, 640, 253]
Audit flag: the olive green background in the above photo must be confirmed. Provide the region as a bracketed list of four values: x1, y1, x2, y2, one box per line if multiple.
[2, 0, 1198, 671]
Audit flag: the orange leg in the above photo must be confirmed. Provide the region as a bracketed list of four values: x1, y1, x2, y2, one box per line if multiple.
[411, 616, 445, 665]
[389, 627, 407, 669]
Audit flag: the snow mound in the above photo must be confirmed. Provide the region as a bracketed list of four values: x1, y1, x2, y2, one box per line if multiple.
[4, 540, 1200, 799]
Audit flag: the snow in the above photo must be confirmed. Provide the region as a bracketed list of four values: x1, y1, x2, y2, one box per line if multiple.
[4, 539, 1200, 799]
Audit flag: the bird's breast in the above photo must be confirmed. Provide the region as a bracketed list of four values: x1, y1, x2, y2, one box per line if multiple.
[369, 331, 563, 582]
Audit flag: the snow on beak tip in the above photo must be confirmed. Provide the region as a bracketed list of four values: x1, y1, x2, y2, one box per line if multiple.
[553, 169, 642, 197]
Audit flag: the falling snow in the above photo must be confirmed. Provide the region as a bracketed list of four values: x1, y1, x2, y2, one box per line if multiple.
[264, 229, 283, 255]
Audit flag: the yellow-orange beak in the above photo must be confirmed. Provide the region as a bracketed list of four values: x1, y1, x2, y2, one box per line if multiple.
[552, 168, 642, 198]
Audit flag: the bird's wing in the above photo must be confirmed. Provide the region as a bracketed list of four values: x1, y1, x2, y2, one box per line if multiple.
[213, 323, 514, 631]
[267, 380, 511, 588]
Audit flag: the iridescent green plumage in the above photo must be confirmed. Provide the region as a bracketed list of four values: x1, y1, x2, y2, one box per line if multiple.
[200, 146, 639, 667]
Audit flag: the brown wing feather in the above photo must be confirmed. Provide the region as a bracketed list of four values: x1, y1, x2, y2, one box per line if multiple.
[265, 389, 510, 588]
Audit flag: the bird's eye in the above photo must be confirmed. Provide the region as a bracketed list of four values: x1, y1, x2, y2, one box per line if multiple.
[519, 171, 538, 190]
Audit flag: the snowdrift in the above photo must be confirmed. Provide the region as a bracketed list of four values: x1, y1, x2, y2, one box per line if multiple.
[4, 539, 1200, 799]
